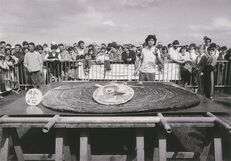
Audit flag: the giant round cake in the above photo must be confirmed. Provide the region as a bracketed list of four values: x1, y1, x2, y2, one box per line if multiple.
[42, 82, 200, 113]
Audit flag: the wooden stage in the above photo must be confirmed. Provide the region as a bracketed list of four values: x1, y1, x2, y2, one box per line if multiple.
[0, 82, 231, 160]
[0, 113, 231, 161]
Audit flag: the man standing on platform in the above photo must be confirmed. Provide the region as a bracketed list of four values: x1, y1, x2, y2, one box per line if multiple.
[23, 42, 43, 88]
[134, 34, 161, 81]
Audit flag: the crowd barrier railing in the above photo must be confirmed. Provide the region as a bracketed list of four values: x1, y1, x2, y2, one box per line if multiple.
[5, 60, 231, 92]
[0, 66, 20, 96]
[214, 60, 230, 87]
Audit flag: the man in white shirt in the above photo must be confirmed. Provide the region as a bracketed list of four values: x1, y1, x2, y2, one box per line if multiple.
[134, 34, 161, 81]
[24, 42, 43, 88]
[189, 43, 197, 62]
[168, 40, 182, 81]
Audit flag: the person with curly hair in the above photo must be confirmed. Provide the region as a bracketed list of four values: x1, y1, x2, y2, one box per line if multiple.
[134, 34, 161, 81]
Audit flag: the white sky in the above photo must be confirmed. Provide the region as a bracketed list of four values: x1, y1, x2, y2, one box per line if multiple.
[0, 0, 231, 46]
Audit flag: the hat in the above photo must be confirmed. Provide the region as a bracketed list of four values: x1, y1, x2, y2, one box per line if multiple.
[172, 40, 179, 45]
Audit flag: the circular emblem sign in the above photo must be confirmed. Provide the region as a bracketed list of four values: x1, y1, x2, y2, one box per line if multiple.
[25, 88, 43, 106]
[93, 83, 134, 105]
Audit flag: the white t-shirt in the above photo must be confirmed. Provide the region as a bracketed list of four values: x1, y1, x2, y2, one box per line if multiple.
[96, 53, 110, 62]
[139, 46, 160, 73]
[24, 51, 43, 72]
[189, 49, 197, 62]
[77, 48, 85, 56]
[168, 47, 180, 62]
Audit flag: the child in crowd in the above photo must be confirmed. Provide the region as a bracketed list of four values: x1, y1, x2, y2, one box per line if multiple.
[178, 46, 192, 86]
[194, 45, 206, 94]
[5, 48, 19, 90]
[202, 46, 217, 99]
[83, 49, 92, 78]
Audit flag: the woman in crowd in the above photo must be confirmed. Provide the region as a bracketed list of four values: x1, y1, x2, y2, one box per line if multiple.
[178, 46, 191, 86]
[168, 40, 182, 81]
[121, 46, 136, 64]
[202, 46, 217, 99]
[4, 48, 19, 90]
[96, 46, 111, 76]
[194, 45, 206, 94]
[0, 53, 8, 96]
[83, 49, 93, 78]
[36, 45, 47, 84]
[96, 46, 110, 64]
[134, 34, 161, 81]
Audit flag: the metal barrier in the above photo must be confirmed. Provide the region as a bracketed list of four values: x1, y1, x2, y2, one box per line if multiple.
[215, 60, 230, 87]
[5, 60, 231, 90]
[42, 60, 181, 82]
[0, 65, 20, 96]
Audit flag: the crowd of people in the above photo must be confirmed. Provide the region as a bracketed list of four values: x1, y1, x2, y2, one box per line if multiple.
[0, 35, 231, 99]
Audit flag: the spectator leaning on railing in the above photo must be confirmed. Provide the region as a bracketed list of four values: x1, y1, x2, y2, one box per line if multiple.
[23, 42, 43, 88]
[178, 46, 192, 87]
[4, 48, 19, 90]
[121, 46, 136, 64]
[59, 43, 71, 61]
[83, 49, 93, 77]
[0, 53, 9, 95]
[0, 36, 230, 94]
[44, 45, 62, 81]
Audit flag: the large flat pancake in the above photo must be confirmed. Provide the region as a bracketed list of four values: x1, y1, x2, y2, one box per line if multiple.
[0, 81, 229, 115]
[42, 81, 200, 113]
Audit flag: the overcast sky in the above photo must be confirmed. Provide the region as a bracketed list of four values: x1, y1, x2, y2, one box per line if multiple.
[0, 0, 231, 46]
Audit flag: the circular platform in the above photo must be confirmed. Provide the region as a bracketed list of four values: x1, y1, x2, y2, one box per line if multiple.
[42, 82, 200, 113]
